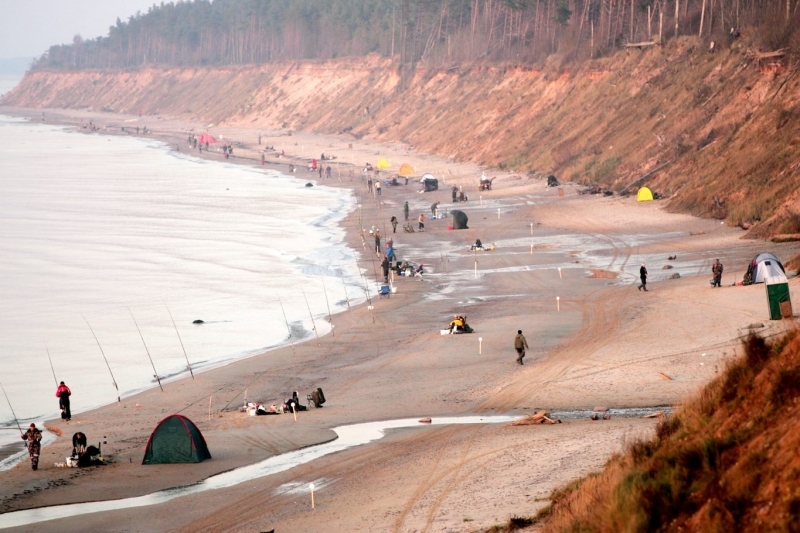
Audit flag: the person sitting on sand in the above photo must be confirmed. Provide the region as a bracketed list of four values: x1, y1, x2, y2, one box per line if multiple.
[471, 239, 483, 251]
[72, 431, 87, 457]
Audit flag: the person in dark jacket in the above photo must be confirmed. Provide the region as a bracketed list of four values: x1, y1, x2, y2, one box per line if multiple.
[390, 215, 398, 233]
[403, 201, 409, 221]
[711, 259, 723, 287]
[72, 431, 88, 456]
[514, 330, 529, 365]
[56, 381, 72, 421]
[638, 263, 648, 291]
[21, 423, 43, 470]
[381, 256, 391, 283]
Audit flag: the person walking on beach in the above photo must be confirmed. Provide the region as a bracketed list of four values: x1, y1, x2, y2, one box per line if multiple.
[390, 215, 398, 233]
[452, 186, 458, 203]
[56, 381, 72, 421]
[514, 330, 529, 365]
[326, 166, 332, 179]
[367, 177, 373, 193]
[418, 213, 426, 231]
[376, 181, 382, 195]
[374, 229, 381, 254]
[21, 423, 42, 470]
[638, 263, 648, 291]
[711, 258, 724, 287]
[431, 201, 440, 217]
[403, 201, 409, 221]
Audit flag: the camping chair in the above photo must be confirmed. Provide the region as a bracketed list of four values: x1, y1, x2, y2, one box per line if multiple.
[379, 284, 391, 298]
[403, 223, 415, 233]
[306, 394, 316, 409]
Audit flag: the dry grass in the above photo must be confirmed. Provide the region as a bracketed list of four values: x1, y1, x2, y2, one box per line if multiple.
[536, 330, 800, 532]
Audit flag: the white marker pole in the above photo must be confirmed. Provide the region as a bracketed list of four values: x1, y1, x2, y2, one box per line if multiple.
[556, 296, 560, 312]
[558, 267, 562, 279]
[292, 403, 297, 422]
[310, 482, 315, 509]
[530, 223, 533, 235]
[479, 337, 483, 354]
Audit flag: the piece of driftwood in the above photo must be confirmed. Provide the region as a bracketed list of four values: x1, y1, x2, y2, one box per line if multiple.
[659, 372, 673, 381]
[644, 411, 665, 418]
[419, 418, 432, 424]
[511, 410, 547, 426]
[625, 41, 658, 48]
[748, 49, 787, 60]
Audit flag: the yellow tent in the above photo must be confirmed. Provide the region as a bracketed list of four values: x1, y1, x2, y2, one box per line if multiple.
[637, 186, 654, 202]
[376, 158, 390, 170]
[398, 163, 414, 176]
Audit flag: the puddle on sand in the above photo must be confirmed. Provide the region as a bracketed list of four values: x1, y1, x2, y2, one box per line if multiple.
[587, 269, 618, 279]
[0, 415, 518, 529]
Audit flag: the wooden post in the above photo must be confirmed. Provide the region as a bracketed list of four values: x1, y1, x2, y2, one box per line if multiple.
[699, 0, 706, 37]
[659, 11, 664, 44]
[675, 0, 679, 39]
[310, 483, 315, 508]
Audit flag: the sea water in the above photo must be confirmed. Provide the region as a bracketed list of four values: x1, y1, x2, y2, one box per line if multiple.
[0, 116, 362, 465]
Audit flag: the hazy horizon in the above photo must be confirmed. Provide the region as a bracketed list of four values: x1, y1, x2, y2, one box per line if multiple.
[0, 0, 161, 61]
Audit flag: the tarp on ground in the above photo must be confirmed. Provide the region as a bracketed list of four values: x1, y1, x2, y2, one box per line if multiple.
[398, 163, 414, 176]
[451, 210, 469, 229]
[637, 186, 654, 201]
[547, 175, 560, 187]
[198, 132, 217, 144]
[420, 173, 438, 192]
[744, 253, 786, 284]
[376, 158, 390, 169]
[142, 414, 211, 465]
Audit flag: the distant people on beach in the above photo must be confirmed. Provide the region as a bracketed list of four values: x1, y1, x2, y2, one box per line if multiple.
[638, 263, 648, 291]
[711, 259, 724, 287]
[367, 177, 373, 193]
[72, 431, 87, 456]
[431, 202, 439, 216]
[390, 215, 398, 233]
[403, 201, 409, 221]
[381, 255, 390, 283]
[375, 181, 382, 195]
[514, 330, 529, 365]
[56, 381, 72, 421]
[326, 166, 332, 179]
[418, 213, 425, 231]
[21, 424, 42, 471]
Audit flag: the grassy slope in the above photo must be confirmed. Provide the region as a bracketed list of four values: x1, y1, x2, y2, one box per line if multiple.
[3, 36, 800, 235]
[527, 331, 800, 532]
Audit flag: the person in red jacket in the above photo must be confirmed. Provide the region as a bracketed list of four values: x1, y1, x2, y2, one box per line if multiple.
[56, 381, 72, 421]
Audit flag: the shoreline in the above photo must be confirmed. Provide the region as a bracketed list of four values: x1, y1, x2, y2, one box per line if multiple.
[1, 106, 799, 532]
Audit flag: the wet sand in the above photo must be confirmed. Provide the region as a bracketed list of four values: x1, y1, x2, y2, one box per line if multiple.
[1, 106, 799, 532]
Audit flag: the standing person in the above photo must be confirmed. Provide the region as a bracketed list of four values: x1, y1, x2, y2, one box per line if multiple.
[374, 229, 381, 254]
[326, 166, 332, 179]
[390, 215, 398, 233]
[403, 201, 409, 221]
[375, 180, 382, 196]
[452, 185, 458, 203]
[56, 381, 72, 421]
[638, 263, 648, 291]
[367, 177, 373, 193]
[21, 424, 42, 470]
[431, 201, 440, 216]
[387, 242, 396, 263]
[258, 133, 262, 145]
[514, 330, 529, 365]
[711, 258, 724, 287]
[381, 256, 390, 283]
[418, 213, 426, 231]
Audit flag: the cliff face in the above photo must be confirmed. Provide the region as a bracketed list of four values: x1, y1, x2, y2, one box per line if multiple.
[4, 41, 800, 235]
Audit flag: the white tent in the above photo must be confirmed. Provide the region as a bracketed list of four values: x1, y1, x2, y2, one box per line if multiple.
[745, 253, 785, 284]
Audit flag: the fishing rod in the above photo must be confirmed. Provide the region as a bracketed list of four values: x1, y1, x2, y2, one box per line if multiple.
[83, 315, 121, 402]
[128, 308, 164, 392]
[321, 277, 334, 337]
[276, 294, 295, 355]
[164, 304, 194, 379]
[301, 288, 321, 347]
[0, 382, 24, 440]
[339, 265, 351, 309]
[44, 341, 58, 387]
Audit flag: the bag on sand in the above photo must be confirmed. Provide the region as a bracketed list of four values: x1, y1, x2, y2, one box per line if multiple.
[311, 388, 326, 407]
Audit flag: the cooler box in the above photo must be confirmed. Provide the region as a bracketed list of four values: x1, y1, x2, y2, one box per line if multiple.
[765, 275, 791, 320]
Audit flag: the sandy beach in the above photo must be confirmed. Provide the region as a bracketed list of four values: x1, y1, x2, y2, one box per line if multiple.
[1, 107, 798, 532]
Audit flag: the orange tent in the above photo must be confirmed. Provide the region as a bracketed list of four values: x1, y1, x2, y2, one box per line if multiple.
[398, 163, 414, 176]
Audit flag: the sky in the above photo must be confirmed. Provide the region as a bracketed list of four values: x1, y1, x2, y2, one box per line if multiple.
[0, 0, 163, 61]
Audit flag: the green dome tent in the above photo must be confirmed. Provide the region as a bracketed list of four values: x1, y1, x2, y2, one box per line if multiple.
[142, 414, 211, 465]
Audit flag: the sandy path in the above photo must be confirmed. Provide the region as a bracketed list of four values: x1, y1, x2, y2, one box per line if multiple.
[0, 107, 798, 532]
